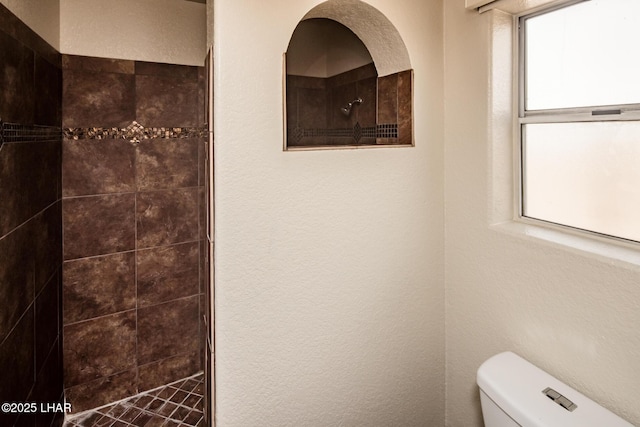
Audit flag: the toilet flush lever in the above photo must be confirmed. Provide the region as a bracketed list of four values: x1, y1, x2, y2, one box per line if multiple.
[543, 387, 578, 412]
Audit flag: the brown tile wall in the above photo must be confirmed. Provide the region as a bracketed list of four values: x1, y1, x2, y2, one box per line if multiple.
[326, 63, 378, 145]
[286, 75, 328, 146]
[397, 70, 413, 146]
[286, 64, 413, 147]
[0, 4, 64, 427]
[61, 54, 206, 413]
[287, 63, 378, 147]
[376, 69, 413, 145]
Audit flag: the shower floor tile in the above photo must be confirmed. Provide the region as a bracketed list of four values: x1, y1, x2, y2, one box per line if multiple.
[63, 373, 205, 427]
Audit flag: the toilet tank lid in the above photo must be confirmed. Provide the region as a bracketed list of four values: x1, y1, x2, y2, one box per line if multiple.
[476, 352, 634, 427]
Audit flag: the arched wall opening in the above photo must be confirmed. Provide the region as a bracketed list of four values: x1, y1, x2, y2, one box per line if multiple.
[302, 0, 411, 77]
[285, 0, 413, 149]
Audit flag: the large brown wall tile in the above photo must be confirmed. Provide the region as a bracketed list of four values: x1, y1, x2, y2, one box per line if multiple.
[136, 74, 199, 127]
[63, 69, 135, 128]
[136, 189, 199, 249]
[33, 202, 63, 293]
[64, 369, 137, 413]
[0, 222, 35, 344]
[398, 70, 413, 145]
[136, 138, 199, 191]
[63, 252, 136, 324]
[287, 75, 326, 90]
[35, 274, 60, 373]
[356, 77, 377, 128]
[0, 30, 34, 124]
[63, 193, 136, 260]
[377, 73, 398, 124]
[30, 336, 64, 427]
[63, 310, 136, 387]
[0, 140, 61, 236]
[35, 54, 62, 126]
[0, 305, 35, 407]
[324, 64, 378, 134]
[328, 82, 357, 129]
[137, 242, 200, 308]
[138, 352, 201, 392]
[137, 297, 200, 365]
[297, 87, 327, 129]
[63, 138, 136, 197]
[286, 76, 300, 135]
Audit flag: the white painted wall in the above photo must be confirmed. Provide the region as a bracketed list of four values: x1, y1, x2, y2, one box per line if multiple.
[0, 0, 60, 49]
[213, 0, 444, 425]
[444, 1, 640, 426]
[60, 0, 206, 66]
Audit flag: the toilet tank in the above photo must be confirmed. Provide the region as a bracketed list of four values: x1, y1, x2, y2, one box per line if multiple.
[477, 352, 634, 427]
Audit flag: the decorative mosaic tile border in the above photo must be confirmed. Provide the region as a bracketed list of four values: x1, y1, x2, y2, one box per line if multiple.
[292, 122, 398, 144]
[0, 120, 62, 149]
[63, 121, 207, 144]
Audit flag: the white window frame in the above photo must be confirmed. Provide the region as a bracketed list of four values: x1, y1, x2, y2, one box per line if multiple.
[466, 0, 640, 265]
[515, 0, 640, 246]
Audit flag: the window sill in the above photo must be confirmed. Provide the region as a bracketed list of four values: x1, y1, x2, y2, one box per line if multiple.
[490, 219, 640, 269]
[284, 143, 414, 152]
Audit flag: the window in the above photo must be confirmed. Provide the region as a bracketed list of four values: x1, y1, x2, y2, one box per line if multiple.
[519, 0, 640, 243]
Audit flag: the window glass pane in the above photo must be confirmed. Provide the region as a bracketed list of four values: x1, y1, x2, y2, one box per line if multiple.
[525, 0, 640, 110]
[523, 121, 640, 242]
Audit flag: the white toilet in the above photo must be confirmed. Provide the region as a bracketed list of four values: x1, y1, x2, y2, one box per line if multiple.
[477, 352, 634, 427]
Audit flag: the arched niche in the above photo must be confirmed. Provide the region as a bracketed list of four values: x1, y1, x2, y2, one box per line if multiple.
[285, 0, 413, 149]
[302, 0, 411, 77]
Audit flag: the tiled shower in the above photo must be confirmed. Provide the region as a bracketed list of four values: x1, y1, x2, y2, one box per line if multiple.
[61, 54, 207, 413]
[0, 4, 209, 426]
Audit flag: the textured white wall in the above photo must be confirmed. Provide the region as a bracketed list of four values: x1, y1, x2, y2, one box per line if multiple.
[444, 1, 640, 426]
[213, 0, 444, 425]
[60, 0, 206, 66]
[0, 0, 60, 49]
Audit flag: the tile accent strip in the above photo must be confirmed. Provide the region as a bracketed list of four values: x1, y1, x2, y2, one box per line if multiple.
[0, 119, 62, 149]
[293, 122, 398, 145]
[64, 120, 207, 144]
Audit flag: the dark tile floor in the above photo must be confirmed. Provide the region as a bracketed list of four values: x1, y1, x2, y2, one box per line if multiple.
[63, 373, 205, 427]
